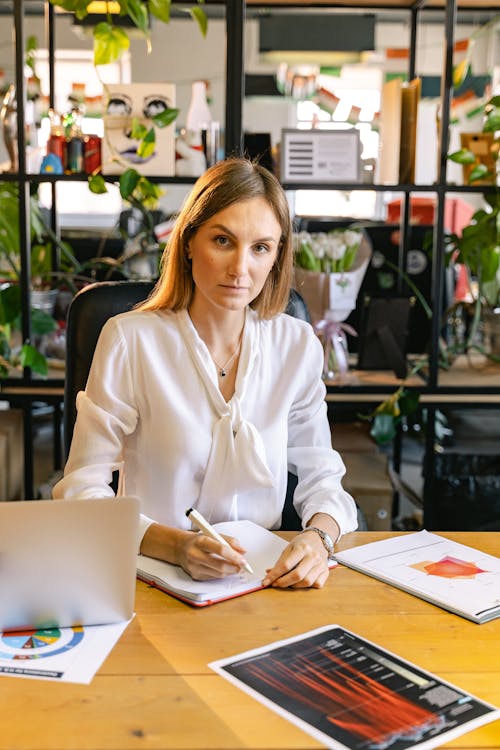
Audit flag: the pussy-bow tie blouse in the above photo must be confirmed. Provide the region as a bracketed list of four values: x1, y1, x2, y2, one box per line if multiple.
[53, 307, 357, 545]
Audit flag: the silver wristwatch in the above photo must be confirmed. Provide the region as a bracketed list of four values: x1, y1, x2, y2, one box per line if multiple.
[302, 526, 335, 560]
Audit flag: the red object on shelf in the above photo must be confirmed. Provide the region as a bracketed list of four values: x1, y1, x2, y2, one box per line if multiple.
[386, 196, 474, 235]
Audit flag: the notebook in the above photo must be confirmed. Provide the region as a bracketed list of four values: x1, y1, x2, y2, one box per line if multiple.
[137, 520, 289, 606]
[0, 496, 140, 632]
[137, 519, 336, 607]
[335, 530, 500, 624]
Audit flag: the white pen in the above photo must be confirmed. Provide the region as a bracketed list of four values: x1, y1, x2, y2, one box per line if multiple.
[185, 507, 254, 575]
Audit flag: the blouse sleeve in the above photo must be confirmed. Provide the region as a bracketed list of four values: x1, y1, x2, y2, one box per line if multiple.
[52, 318, 155, 546]
[287, 327, 358, 537]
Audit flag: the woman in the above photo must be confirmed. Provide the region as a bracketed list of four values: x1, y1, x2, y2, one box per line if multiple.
[54, 157, 357, 589]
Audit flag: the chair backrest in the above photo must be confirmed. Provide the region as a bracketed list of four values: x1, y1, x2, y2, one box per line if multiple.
[64, 280, 310, 459]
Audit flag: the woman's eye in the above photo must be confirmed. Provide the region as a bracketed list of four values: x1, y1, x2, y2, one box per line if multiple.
[215, 236, 230, 247]
[254, 243, 271, 254]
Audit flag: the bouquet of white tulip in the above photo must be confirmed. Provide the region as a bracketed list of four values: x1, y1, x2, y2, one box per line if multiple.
[294, 228, 364, 274]
[293, 226, 372, 377]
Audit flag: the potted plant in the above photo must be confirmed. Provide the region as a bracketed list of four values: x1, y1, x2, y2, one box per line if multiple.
[0, 181, 122, 377]
[49, 0, 204, 219]
[446, 94, 500, 359]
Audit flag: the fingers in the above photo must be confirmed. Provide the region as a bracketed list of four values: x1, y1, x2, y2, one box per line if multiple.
[262, 535, 330, 589]
[221, 534, 247, 555]
[181, 532, 248, 581]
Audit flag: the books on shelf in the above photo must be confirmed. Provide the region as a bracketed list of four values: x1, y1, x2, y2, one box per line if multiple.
[136, 520, 289, 607]
[335, 530, 500, 624]
[377, 77, 421, 184]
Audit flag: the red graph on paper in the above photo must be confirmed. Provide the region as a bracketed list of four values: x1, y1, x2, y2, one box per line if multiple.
[244, 648, 441, 746]
[411, 556, 487, 579]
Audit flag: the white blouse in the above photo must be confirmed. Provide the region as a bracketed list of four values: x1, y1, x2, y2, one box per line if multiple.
[53, 306, 358, 544]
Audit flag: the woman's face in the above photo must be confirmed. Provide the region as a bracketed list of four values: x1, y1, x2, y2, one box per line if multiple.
[187, 197, 281, 315]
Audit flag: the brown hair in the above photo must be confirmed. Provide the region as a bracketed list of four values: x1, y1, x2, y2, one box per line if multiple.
[138, 157, 293, 318]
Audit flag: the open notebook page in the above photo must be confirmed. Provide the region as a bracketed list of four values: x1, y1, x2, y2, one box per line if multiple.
[136, 520, 289, 603]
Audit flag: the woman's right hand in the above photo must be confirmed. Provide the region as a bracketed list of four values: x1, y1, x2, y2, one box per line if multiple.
[140, 522, 248, 581]
[178, 531, 248, 580]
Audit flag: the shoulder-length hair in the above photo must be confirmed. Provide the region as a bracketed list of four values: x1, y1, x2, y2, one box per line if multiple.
[138, 157, 293, 318]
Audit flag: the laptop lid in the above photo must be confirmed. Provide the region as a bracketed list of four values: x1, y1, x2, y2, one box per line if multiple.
[0, 496, 140, 632]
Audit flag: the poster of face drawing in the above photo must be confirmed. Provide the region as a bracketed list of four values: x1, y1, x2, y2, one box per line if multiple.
[102, 82, 176, 176]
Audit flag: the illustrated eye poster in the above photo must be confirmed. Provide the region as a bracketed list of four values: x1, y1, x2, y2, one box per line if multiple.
[210, 625, 500, 750]
[102, 82, 176, 176]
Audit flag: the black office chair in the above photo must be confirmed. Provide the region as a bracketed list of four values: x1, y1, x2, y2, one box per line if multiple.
[63, 280, 312, 530]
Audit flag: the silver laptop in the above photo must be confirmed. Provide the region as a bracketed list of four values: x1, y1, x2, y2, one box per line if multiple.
[0, 496, 140, 632]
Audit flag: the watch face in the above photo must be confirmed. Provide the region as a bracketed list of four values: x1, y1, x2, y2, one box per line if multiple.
[323, 532, 334, 551]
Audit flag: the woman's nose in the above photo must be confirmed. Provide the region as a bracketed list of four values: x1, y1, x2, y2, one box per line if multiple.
[228, 248, 249, 276]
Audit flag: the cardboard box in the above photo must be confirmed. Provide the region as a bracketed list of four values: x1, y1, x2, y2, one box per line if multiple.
[341, 450, 393, 531]
[331, 421, 379, 453]
[0, 408, 24, 500]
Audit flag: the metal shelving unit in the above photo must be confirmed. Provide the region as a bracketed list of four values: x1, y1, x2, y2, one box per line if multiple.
[4, 1, 500, 525]
[4, 0, 246, 498]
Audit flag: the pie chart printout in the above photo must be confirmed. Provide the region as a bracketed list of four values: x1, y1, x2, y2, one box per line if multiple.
[0, 627, 84, 660]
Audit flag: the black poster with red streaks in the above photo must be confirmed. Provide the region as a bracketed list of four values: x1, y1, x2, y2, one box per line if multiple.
[210, 625, 500, 750]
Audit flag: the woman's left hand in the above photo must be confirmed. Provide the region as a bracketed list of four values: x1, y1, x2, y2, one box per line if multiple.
[261, 530, 330, 589]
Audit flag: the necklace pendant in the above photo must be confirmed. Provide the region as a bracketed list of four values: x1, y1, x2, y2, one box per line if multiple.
[220, 369, 226, 377]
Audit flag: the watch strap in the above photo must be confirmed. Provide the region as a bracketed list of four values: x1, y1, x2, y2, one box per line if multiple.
[301, 526, 335, 559]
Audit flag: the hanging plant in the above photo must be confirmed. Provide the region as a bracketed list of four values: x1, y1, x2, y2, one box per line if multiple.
[49, 0, 207, 66]
[48, 1, 199, 236]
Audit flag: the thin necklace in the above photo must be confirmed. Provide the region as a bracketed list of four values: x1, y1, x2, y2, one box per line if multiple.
[211, 330, 243, 378]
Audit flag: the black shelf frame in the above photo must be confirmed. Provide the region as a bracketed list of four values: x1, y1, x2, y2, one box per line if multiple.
[8, 0, 246, 498]
[6, 1, 500, 524]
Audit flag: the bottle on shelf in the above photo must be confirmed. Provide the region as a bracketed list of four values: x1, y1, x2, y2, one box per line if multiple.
[45, 108, 66, 171]
[186, 80, 212, 135]
[179, 79, 219, 174]
[84, 133, 102, 174]
[64, 107, 84, 175]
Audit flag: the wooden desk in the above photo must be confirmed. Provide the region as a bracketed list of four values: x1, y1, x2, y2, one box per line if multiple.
[1, 532, 499, 750]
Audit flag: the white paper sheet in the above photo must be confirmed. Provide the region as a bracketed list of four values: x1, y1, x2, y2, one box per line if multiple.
[0, 618, 131, 684]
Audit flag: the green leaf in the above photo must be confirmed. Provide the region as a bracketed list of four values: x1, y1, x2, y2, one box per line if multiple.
[31, 308, 57, 336]
[469, 163, 491, 182]
[93, 22, 130, 66]
[398, 389, 420, 417]
[370, 413, 397, 444]
[89, 174, 108, 194]
[296, 243, 320, 272]
[133, 177, 163, 208]
[483, 110, 500, 133]
[130, 118, 149, 141]
[26, 35, 38, 54]
[20, 343, 48, 376]
[49, 0, 91, 20]
[126, 0, 150, 34]
[0, 285, 21, 326]
[152, 107, 179, 128]
[119, 169, 141, 200]
[137, 128, 156, 159]
[448, 148, 477, 164]
[148, 0, 171, 23]
[190, 5, 208, 37]
[341, 244, 358, 272]
[481, 246, 500, 283]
